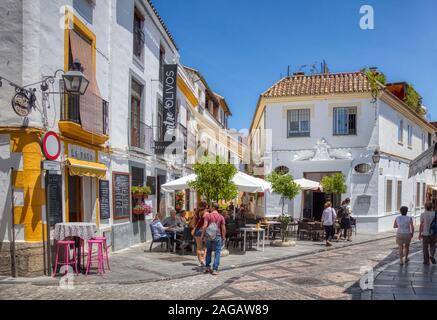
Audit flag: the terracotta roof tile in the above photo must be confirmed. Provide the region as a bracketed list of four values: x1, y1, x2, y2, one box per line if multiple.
[147, 0, 178, 50]
[263, 72, 371, 98]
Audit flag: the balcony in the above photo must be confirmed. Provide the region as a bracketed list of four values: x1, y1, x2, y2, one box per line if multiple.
[59, 82, 109, 146]
[128, 118, 154, 155]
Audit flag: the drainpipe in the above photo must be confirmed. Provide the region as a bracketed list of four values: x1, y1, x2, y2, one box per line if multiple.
[10, 167, 17, 278]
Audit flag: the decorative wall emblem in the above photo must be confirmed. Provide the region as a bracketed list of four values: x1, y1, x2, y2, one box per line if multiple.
[292, 138, 352, 161]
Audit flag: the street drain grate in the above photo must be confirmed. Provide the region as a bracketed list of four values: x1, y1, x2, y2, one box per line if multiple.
[288, 277, 324, 286]
[158, 256, 193, 262]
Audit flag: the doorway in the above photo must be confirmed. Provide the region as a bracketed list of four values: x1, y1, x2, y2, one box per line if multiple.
[68, 175, 82, 222]
[312, 192, 326, 221]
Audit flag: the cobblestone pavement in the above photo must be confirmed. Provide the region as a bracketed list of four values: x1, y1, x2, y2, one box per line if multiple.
[0, 237, 426, 300]
[371, 248, 437, 300]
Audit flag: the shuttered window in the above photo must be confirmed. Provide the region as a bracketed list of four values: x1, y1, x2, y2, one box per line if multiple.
[386, 179, 393, 213]
[287, 109, 310, 137]
[333, 107, 357, 135]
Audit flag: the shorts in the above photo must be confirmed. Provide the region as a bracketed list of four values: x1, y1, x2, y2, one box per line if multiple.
[194, 228, 202, 237]
[396, 233, 412, 246]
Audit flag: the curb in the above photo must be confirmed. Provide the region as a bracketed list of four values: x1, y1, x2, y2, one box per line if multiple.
[0, 234, 397, 287]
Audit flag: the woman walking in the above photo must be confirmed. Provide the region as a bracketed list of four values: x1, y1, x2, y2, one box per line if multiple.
[192, 208, 206, 269]
[322, 201, 337, 247]
[394, 206, 414, 265]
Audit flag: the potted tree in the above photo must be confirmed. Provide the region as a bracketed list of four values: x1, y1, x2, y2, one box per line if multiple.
[266, 171, 300, 247]
[320, 173, 347, 205]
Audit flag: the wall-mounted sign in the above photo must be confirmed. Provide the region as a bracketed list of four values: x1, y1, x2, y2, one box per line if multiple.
[162, 64, 178, 141]
[42, 131, 61, 161]
[45, 172, 63, 226]
[68, 144, 95, 162]
[11, 91, 34, 117]
[42, 160, 61, 171]
[99, 180, 111, 220]
[354, 163, 372, 174]
[112, 172, 130, 219]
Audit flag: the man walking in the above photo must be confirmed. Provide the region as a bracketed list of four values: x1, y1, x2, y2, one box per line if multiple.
[201, 203, 226, 275]
[419, 202, 436, 265]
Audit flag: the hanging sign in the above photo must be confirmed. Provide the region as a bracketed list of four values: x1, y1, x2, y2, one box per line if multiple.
[162, 64, 178, 141]
[11, 91, 35, 117]
[42, 131, 61, 161]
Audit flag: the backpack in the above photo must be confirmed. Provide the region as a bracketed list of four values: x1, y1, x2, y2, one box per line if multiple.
[205, 213, 219, 240]
[337, 205, 346, 220]
[430, 212, 437, 236]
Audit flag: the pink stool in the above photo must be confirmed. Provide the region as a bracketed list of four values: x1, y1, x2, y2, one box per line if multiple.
[85, 239, 105, 276]
[93, 236, 110, 271]
[53, 240, 78, 277]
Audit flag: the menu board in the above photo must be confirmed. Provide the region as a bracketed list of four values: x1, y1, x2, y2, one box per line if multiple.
[99, 180, 110, 220]
[46, 173, 63, 226]
[112, 173, 130, 219]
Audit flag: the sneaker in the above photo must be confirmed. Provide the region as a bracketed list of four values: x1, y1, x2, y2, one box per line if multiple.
[326, 242, 333, 247]
[204, 268, 211, 274]
[430, 257, 436, 265]
[211, 270, 219, 276]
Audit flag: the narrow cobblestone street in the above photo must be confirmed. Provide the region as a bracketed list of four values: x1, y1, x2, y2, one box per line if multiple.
[1, 237, 434, 300]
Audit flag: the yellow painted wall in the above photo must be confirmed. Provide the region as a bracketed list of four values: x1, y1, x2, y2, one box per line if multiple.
[4, 129, 45, 242]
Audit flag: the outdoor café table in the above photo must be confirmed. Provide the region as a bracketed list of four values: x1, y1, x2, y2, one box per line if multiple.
[262, 221, 281, 240]
[54, 222, 97, 273]
[239, 227, 265, 252]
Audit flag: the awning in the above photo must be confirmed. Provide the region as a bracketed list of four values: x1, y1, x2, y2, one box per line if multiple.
[66, 158, 107, 179]
[408, 143, 437, 178]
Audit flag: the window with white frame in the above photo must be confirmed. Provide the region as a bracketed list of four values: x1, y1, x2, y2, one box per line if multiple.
[386, 179, 393, 213]
[396, 180, 402, 212]
[398, 120, 403, 144]
[333, 107, 357, 135]
[416, 182, 421, 208]
[287, 109, 310, 137]
[408, 125, 413, 147]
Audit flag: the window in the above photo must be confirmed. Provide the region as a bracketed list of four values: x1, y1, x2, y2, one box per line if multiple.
[396, 181, 402, 212]
[159, 46, 165, 83]
[416, 182, 421, 208]
[398, 120, 403, 144]
[333, 107, 357, 135]
[287, 109, 310, 137]
[428, 133, 432, 149]
[130, 79, 143, 148]
[274, 166, 290, 175]
[133, 9, 145, 61]
[385, 179, 393, 213]
[131, 166, 144, 187]
[408, 125, 413, 147]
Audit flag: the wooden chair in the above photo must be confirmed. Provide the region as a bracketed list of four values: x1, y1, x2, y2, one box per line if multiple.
[226, 223, 244, 249]
[297, 221, 310, 240]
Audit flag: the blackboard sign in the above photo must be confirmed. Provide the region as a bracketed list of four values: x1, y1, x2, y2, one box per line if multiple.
[45, 173, 63, 226]
[113, 172, 130, 219]
[99, 180, 110, 220]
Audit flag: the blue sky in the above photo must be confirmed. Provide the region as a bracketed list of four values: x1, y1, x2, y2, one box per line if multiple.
[153, 0, 437, 130]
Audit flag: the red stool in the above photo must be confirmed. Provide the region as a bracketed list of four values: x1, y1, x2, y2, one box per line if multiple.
[93, 236, 110, 271]
[85, 239, 105, 276]
[53, 240, 78, 277]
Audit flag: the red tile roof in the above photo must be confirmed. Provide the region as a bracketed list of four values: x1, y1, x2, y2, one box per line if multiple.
[262, 71, 372, 98]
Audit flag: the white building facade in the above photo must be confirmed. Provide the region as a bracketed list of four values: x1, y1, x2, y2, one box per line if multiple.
[250, 71, 437, 233]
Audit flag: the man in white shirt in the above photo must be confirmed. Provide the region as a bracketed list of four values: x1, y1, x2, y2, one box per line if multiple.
[419, 202, 436, 265]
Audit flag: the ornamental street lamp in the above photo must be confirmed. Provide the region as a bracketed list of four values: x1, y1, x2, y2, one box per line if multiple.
[372, 149, 381, 164]
[62, 59, 89, 95]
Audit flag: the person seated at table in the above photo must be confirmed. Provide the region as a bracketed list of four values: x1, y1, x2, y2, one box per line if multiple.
[163, 209, 184, 232]
[227, 202, 235, 212]
[178, 210, 189, 226]
[150, 214, 175, 248]
[221, 210, 232, 225]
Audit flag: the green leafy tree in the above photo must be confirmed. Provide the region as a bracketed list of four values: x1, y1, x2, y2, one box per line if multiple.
[266, 171, 300, 242]
[320, 173, 347, 195]
[404, 84, 425, 116]
[188, 155, 238, 205]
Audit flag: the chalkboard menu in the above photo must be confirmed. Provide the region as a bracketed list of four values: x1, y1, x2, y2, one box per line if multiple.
[99, 180, 110, 220]
[45, 173, 63, 226]
[113, 173, 130, 219]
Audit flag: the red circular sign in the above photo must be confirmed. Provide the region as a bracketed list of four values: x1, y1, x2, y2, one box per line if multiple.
[42, 131, 61, 161]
